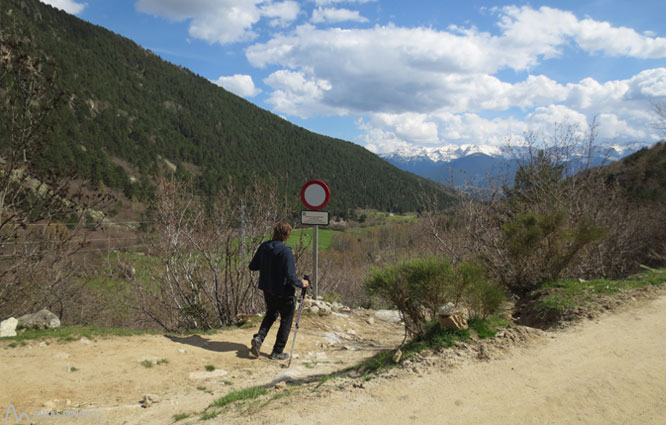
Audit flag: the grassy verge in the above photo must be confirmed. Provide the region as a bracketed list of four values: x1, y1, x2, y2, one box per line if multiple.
[340, 316, 508, 379]
[1, 325, 159, 344]
[201, 386, 270, 420]
[536, 267, 666, 315]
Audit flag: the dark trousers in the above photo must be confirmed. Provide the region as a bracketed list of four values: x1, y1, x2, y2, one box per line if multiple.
[254, 292, 295, 354]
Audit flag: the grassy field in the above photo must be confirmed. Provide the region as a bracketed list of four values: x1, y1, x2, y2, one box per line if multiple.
[288, 227, 338, 251]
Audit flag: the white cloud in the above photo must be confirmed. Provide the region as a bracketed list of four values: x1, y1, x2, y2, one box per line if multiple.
[497, 6, 666, 60]
[212, 74, 262, 98]
[244, 3, 666, 152]
[597, 113, 648, 140]
[311, 7, 368, 24]
[262, 1, 300, 28]
[39, 0, 87, 14]
[263, 70, 346, 118]
[136, 0, 300, 45]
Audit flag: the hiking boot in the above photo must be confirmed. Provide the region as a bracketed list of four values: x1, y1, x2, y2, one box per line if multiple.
[250, 336, 262, 357]
[269, 352, 289, 361]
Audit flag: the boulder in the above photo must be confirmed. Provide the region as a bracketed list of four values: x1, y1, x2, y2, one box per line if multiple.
[17, 309, 61, 330]
[438, 314, 468, 331]
[1, 317, 18, 337]
[438, 302, 456, 316]
[317, 304, 332, 316]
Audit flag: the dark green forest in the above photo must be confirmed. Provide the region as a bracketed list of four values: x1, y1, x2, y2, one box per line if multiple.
[0, 0, 451, 216]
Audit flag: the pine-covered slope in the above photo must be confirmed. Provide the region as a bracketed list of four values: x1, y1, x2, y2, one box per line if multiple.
[1, 0, 450, 215]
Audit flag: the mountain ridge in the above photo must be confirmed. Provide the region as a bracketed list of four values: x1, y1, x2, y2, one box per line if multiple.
[380, 142, 653, 187]
[1, 0, 451, 217]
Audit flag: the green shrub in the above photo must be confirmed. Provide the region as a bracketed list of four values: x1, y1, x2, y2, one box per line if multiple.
[365, 256, 503, 338]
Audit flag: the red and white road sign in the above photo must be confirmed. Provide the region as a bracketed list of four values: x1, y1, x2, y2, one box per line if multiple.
[300, 180, 330, 210]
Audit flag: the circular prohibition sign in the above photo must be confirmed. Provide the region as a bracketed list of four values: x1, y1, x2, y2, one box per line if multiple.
[300, 180, 330, 210]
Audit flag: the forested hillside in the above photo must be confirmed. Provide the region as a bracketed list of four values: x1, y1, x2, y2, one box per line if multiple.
[0, 0, 450, 216]
[602, 142, 666, 203]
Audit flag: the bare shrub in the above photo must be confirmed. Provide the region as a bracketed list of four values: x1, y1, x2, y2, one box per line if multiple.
[133, 177, 289, 332]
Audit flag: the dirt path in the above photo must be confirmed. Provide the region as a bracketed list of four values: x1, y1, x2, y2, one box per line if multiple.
[3, 293, 666, 425]
[1, 309, 404, 425]
[227, 292, 666, 425]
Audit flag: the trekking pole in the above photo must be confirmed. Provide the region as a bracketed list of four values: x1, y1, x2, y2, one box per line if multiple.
[287, 275, 309, 368]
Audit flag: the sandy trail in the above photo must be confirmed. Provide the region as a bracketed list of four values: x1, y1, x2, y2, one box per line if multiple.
[3, 293, 666, 425]
[230, 293, 666, 425]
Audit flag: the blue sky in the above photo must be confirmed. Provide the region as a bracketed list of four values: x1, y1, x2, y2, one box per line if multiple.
[43, 0, 666, 153]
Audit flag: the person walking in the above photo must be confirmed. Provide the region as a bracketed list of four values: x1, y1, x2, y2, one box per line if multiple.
[249, 222, 309, 360]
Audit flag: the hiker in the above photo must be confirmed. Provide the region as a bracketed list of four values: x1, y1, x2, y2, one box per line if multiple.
[249, 221, 309, 360]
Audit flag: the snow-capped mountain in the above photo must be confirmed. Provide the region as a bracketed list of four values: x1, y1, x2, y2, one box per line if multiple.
[380, 142, 652, 188]
[383, 144, 502, 163]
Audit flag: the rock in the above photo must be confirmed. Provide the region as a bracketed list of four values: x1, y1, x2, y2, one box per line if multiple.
[53, 351, 70, 359]
[438, 302, 456, 316]
[323, 332, 341, 345]
[308, 306, 320, 315]
[80, 337, 91, 345]
[366, 317, 375, 325]
[274, 381, 287, 390]
[271, 367, 307, 385]
[17, 309, 61, 330]
[392, 349, 403, 363]
[43, 400, 56, 410]
[438, 314, 468, 330]
[0, 317, 18, 337]
[318, 305, 332, 316]
[374, 310, 402, 323]
[140, 394, 160, 408]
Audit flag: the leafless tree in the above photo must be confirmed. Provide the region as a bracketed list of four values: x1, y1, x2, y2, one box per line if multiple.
[134, 177, 291, 331]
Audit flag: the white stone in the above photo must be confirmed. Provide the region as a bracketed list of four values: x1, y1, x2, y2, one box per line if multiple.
[323, 332, 341, 345]
[0, 317, 18, 337]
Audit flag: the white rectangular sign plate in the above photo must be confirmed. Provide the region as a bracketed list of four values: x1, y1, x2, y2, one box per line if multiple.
[301, 210, 329, 226]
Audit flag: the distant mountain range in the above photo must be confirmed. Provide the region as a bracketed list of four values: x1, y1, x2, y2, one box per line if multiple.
[380, 142, 652, 188]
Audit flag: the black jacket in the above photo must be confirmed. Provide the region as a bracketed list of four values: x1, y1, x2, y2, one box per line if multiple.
[249, 240, 303, 297]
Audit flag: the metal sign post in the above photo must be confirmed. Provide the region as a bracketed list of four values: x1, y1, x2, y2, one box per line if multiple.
[313, 224, 319, 300]
[300, 180, 331, 301]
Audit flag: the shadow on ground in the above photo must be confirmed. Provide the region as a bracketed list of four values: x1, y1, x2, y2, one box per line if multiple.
[165, 334, 252, 359]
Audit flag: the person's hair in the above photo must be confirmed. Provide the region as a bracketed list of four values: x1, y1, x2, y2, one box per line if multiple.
[272, 222, 292, 242]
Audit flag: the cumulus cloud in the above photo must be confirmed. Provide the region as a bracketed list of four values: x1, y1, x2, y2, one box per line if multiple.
[213, 74, 262, 98]
[243, 4, 666, 152]
[262, 1, 300, 28]
[136, 0, 300, 44]
[39, 0, 87, 14]
[496, 6, 666, 60]
[311, 7, 368, 24]
[263, 70, 346, 118]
